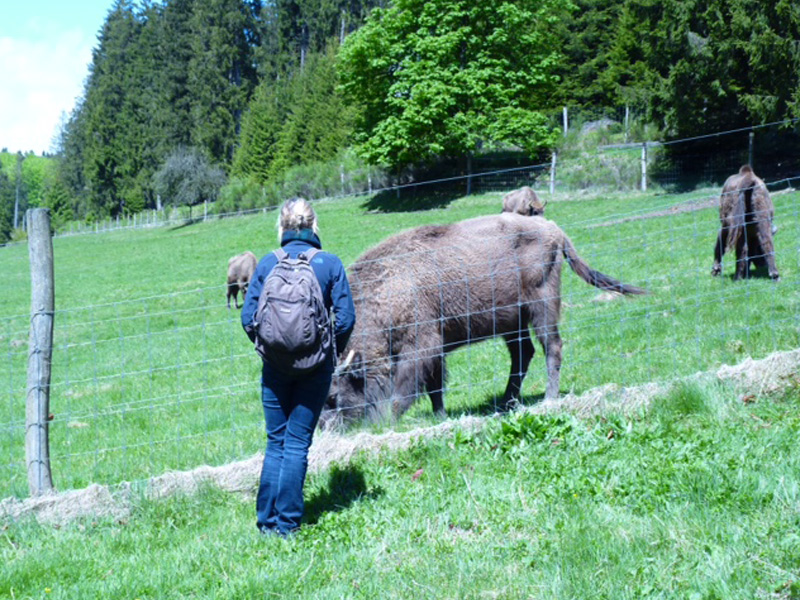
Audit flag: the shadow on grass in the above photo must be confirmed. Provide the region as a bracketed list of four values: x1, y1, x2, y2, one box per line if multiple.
[435, 391, 548, 421]
[724, 264, 780, 281]
[304, 463, 382, 525]
[362, 184, 466, 213]
[168, 217, 205, 231]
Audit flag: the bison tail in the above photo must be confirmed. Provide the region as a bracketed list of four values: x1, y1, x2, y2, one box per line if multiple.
[562, 237, 646, 295]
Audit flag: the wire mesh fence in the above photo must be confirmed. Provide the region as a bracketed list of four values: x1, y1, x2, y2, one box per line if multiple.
[3, 180, 798, 501]
[3, 120, 800, 501]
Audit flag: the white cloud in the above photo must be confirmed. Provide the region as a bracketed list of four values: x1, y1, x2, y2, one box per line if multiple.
[0, 30, 93, 155]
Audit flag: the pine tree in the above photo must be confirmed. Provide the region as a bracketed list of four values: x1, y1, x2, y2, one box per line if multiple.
[232, 83, 290, 182]
[187, 0, 261, 166]
[81, 0, 144, 216]
[156, 0, 196, 152]
[233, 46, 355, 183]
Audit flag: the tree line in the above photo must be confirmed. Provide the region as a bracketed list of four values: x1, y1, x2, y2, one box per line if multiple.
[2, 0, 799, 244]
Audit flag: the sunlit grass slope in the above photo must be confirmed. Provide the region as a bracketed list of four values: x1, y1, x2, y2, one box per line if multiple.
[1, 187, 798, 498]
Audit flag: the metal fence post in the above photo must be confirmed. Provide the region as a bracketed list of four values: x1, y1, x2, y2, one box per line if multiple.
[26, 208, 55, 496]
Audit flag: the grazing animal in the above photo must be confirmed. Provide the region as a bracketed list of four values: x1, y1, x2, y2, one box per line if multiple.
[712, 165, 779, 280]
[502, 186, 546, 216]
[324, 213, 645, 425]
[227, 251, 258, 309]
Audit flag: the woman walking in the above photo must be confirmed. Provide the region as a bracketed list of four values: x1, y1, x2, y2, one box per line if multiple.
[241, 198, 355, 536]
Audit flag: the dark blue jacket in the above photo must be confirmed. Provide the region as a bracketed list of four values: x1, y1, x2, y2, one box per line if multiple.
[241, 229, 356, 356]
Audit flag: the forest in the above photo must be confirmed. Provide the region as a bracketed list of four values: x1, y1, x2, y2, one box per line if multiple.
[1, 0, 800, 244]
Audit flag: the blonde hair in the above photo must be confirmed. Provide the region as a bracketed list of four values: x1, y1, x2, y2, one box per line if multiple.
[277, 197, 319, 240]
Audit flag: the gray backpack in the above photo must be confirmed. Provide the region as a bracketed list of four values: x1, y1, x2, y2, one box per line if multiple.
[253, 248, 332, 373]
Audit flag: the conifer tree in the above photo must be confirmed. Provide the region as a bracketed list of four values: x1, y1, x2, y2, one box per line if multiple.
[188, 0, 261, 166]
[81, 0, 144, 216]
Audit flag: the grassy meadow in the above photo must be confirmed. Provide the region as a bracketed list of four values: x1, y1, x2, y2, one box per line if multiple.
[1, 188, 799, 499]
[3, 380, 800, 598]
[2, 186, 800, 597]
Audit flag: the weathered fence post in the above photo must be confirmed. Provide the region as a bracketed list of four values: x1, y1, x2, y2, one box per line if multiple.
[641, 143, 648, 192]
[624, 105, 630, 143]
[26, 208, 55, 496]
[550, 151, 557, 195]
[466, 155, 473, 195]
[748, 131, 754, 168]
[563, 106, 568, 136]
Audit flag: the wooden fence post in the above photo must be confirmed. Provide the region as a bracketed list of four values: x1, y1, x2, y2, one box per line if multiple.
[26, 208, 55, 496]
[641, 143, 648, 192]
[466, 155, 473, 195]
[550, 151, 557, 195]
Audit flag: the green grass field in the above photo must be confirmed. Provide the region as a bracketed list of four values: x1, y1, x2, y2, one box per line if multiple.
[3, 381, 800, 599]
[2, 188, 799, 499]
[2, 187, 800, 598]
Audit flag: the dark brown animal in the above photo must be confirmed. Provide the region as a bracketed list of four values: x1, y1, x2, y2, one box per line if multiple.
[324, 213, 645, 425]
[502, 186, 546, 216]
[226, 251, 257, 309]
[712, 165, 778, 280]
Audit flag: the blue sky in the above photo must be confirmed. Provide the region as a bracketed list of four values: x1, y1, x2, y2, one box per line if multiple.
[0, 0, 114, 155]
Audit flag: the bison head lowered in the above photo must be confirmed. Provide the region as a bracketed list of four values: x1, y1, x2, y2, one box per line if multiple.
[321, 214, 644, 428]
[711, 165, 778, 280]
[502, 186, 546, 217]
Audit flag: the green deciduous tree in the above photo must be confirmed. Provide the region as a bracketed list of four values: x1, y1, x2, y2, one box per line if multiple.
[153, 147, 226, 216]
[338, 0, 567, 168]
[0, 169, 13, 244]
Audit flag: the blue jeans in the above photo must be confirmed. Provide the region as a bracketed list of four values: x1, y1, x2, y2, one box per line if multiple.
[256, 359, 333, 535]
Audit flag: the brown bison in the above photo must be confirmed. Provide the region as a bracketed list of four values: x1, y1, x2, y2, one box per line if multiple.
[712, 165, 779, 280]
[324, 213, 645, 425]
[226, 251, 257, 309]
[502, 186, 546, 216]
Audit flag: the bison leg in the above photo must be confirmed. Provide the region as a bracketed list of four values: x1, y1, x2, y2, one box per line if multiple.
[424, 357, 447, 418]
[754, 218, 779, 280]
[734, 230, 749, 280]
[711, 228, 728, 276]
[532, 324, 563, 401]
[501, 331, 535, 410]
[236, 282, 249, 308]
[234, 283, 244, 309]
[390, 357, 426, 419]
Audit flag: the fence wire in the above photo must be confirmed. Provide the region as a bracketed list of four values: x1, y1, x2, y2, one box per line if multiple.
[2, 155, 800, 501]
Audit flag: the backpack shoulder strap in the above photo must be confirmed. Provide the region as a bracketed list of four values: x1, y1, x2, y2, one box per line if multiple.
[302, 248, 321, 262]
[273, 248, 288, 261]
